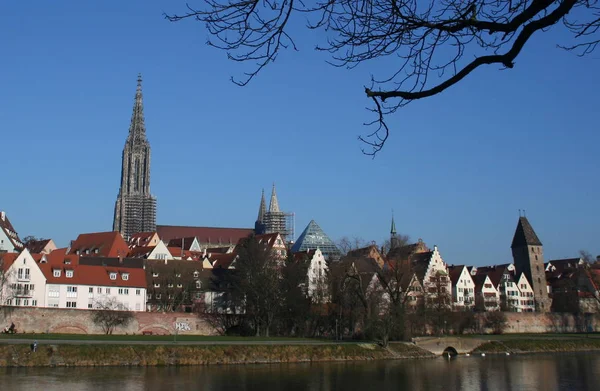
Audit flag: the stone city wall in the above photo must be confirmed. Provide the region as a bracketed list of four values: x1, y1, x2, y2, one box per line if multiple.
[500, 312, 600, 334]
[0, 307, 218, 335]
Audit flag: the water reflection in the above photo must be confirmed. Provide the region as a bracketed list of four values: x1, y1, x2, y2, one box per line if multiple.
[1, 352, 599, 391]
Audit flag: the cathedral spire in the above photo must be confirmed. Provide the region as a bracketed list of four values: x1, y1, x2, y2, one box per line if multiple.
[128, 73, 146, 142]
[257, 189, 267, 223]
[269, 183, 280, 213]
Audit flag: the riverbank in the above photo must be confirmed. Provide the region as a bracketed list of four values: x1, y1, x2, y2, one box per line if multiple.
[0, 342, 432, 367]
[473, 337, 600, 354]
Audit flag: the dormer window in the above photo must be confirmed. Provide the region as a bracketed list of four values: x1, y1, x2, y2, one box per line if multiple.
[64, 259, 71, 265]
[40, 255, 47, 264]
[196, 281, 202, 289]
[66, 270, 74, 278]
[177, 283, 183, 288]
[122, 273, 129, 281]
[53, 269, 61, 277]
[75, 250, 80, 255]
[85, 249, 90, 254]
[193, 271, 199, 278]
[94, 249, 99, 254]
[175, 273, 181, 278]
[154, 283, 160, 288]
[167, 283, 173, 288]
[109, 272, 117, 280]
[152, 272, 159, 278]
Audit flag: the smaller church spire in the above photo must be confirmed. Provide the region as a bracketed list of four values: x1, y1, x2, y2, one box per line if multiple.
[390, 210, 397, 236]
[257, 189, 267, 223]
[269, 183, 280, 213]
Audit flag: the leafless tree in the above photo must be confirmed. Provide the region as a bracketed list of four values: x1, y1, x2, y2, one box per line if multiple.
[336, 236, 368, 255]
[92, 297, 135, 335]
[165, 0, 599, 155]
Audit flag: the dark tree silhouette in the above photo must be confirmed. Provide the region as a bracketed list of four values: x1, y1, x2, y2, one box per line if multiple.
[166, 0, 599, 154]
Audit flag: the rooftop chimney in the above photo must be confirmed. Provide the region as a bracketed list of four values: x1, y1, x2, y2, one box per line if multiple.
[0, 211, 5, 221]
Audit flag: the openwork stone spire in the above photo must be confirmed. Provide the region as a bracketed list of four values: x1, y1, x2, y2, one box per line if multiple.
[257, 189, 267, 223]
[113, 74, 157, 240]
[269, 183, 280, 213]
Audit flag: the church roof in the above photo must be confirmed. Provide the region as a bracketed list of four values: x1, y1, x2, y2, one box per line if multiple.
[511, 217, 542, 248]
[157, 225, 253, 246]
[291, 220, 341, 258]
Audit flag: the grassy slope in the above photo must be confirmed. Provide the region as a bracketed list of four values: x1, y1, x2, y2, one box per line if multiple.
[0, 334, 318, 342]
[473, 337, 600, 354]
[0, 342, 431, 367]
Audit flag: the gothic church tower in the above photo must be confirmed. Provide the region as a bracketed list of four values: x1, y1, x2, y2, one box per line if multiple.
[511, 216, 551, 312]
[113, 75, 157, 239]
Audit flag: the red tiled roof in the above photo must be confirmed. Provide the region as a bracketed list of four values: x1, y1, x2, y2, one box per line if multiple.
[127, 232, 158, 248]
[37, 251, 146, 288]
[157, 225, 253, 245]
[209, 253, 237, 269]
[68, 231, 129, 258]
[2, 251, 146, 288]
[167, 237, 196, 250]
[448, 265, 465, 285]
[25, 239, 52, 254]
[127, 246, 155, 258]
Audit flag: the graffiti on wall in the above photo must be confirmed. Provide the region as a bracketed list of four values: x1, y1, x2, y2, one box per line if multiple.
[175, 321, 191, 332]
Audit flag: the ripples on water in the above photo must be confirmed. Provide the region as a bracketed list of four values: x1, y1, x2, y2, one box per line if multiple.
[1, 352, 599, 391]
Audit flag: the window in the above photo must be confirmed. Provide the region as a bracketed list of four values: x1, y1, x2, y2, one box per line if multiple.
[89, 287, 93, 293]
[147, 294, 152, 300]
[18, 268, 23, 279]
[25, 269, 30, 279]
[110, 272, 117, 280]
[15, 298, 21, 306]
[66, 301, 77, 308]
[97, 287, 102, 294]
[32, 300, 37, 306]
[94, 249, 99, 254]
[175, 273, 181, 278]
[106, 288, 111, 294]
[67, 286, 78, 293]
[118, 288, 124, 295]
[66, 270, 74, 278]
[23, 299, 29, 306]
[154, 283, 160, 288]
[136, 289, 141, 295]
[29, 284, 35, 291]
[122, 273, 129, 281]
[53, 269, 61, 277]
[124, 288, 129, 295]
[196, 281, 202, 289]
[152, 272, 159, 277]
[88, 304, 93, 309]
[156, 294, 161, 299]
[167, 283, 173, 288]
[177, 283, 183, 288]
[193, 271, 199, 278]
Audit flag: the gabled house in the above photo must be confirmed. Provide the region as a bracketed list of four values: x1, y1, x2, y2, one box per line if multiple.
[127, 240, 172, 261]
[412, 246, 451, 308]
[157, 225, 253, 251]
[68, 231, 129, 258]
[295, 248, 329, 302]
[0, 211, 24, 253]
[449, 265, 475, 308]
[516, 272, 535, 312]
[472, 274, 500, 311]
[25, 239, 57, 255]
[478, 265, 520, 311]
[346, 244, 386, 269]
[2, 249, 147, 311]
[1, 249, 47, 307]
[254, 232, 287, 260]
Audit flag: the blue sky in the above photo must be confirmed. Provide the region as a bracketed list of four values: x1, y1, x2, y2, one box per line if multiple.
[1, 1, 598, 265]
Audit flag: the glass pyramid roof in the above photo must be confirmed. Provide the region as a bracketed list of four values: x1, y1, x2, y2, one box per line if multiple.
[291, 220, 341, 259]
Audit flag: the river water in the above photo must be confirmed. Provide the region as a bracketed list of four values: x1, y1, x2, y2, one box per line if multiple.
[1, 352, 599, 390]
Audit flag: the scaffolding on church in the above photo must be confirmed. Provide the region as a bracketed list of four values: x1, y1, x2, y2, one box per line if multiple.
[264, 211, 295, 245]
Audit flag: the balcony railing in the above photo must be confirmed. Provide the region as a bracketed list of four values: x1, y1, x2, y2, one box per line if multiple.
[15, 289, 33, 297]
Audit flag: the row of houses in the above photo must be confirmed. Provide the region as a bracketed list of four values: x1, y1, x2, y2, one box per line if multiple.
[1, 209, 598, 314]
